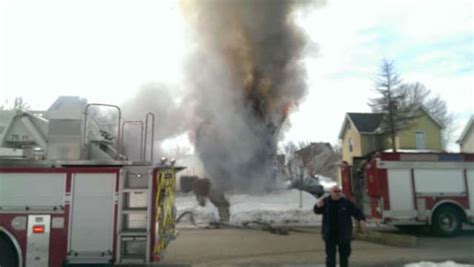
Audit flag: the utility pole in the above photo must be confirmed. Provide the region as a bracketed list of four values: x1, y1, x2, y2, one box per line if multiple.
[299, 163, 304, 208]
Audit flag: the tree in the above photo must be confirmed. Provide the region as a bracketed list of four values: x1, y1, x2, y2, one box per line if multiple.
[309, 145, 341, 179]
[283, 141, 341, 180]
[283, 141, 307, 182]
[369, 59, 419, 152]
[0, 97, 29, 111]
[400, 82, 454, 149]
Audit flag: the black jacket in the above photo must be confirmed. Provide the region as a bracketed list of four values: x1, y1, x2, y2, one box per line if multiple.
[313, 196, 365, 242]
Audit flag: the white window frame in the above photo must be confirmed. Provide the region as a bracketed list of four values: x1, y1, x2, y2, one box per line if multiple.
[416, 130, 426, 149]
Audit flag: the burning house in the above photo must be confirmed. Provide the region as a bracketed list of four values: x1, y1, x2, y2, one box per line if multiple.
[182, 0, 318, 194]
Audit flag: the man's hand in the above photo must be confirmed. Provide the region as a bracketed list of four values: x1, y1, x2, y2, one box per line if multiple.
[359, 220, 368, 233]
[316, 199, 325, 208]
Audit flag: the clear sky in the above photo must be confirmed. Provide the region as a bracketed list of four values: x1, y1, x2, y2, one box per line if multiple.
[0, 0, 473, 151]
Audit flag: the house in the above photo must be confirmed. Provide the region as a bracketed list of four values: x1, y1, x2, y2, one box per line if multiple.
[457, 115, 474, 152]
[338, 106, 444, 164]
[295, 142, 339, 179]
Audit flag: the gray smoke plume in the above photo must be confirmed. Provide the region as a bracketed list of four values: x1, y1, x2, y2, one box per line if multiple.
[182, 0, 320, 193]
[120, 83, 190, 160]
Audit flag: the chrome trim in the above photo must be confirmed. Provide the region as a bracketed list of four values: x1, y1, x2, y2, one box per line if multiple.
[67, 173, 75, 252]
[416, 192, 466, 197]
[0, 226, 23, 267]
[0, 210, 64, 214]
[83, 103, 122, 159]
[146, 168, 152, 262]
[144, 112, 155, 162]
[120, 121, 144, 160]
[26, 215, 51, 266]
[377, 160, 474, 169]
[116, 169, 125, 262]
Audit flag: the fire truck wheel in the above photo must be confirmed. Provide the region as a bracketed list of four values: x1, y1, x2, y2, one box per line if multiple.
[0, 234, 19, 267]
[431, 206, 463, 237]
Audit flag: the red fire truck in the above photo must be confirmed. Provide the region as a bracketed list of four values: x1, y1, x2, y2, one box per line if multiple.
[341, 152, 474, 236]
[0, 97, 183, 266]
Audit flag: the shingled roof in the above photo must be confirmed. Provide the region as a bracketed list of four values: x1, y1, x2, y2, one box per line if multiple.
[346, 113, 385, 133]
[338, 112, 385, 139]
[339, 106, 444, 140]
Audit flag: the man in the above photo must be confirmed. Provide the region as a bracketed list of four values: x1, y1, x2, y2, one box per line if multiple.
[314, 185, 366, 267]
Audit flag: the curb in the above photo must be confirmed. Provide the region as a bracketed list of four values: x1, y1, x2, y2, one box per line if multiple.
[354, 230, 418, 247]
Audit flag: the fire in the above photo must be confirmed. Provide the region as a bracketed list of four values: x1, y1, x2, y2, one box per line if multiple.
[283, 102, 292, 118]
[180, 0, 313, 193]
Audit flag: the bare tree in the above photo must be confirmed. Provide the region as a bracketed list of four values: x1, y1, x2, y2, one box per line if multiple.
[283, 142, 341, 180]
[283, 141, 307, 181]
[400, 82, 453, 149]
[369, 59, 419, 152]
[0, 97, 29, 111]
[310, 147, 341, 179]
[13, 97, 30, 110]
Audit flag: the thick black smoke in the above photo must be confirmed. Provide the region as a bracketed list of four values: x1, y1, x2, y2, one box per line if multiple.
[182, 0, 320, 192]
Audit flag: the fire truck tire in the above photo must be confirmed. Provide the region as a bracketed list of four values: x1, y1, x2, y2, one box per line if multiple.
[0, 234, 19, 267]
[431, 206, 463, 237]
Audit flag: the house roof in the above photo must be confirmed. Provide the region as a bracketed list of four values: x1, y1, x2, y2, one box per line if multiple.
[296, 142, 333, 155]
[338, 105, 444, 140]
[338, 113, 384, 139]
[457, 115, 474, 144]
[347, 113, 385, 133]
[415, 105, 445, 129]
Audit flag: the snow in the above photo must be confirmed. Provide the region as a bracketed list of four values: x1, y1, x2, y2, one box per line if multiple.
[175, 189, 322, 227]
[175, 191, 474, 267]
[405, 261, 473, 267]
[317, 175, 338, 189]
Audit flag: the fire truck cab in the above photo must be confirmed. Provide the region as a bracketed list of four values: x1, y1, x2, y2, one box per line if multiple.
[341, 152, 474, 236]
[0, 97, 183, 267]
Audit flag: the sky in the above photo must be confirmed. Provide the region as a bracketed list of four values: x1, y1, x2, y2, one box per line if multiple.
[0, 0, 473, 152]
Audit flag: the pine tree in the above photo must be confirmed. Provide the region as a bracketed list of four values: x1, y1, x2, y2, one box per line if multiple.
[368, 59, 419, 152]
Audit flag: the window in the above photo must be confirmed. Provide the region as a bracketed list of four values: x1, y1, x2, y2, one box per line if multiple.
[416, 131, 425, 149]
[349, 138, 353, 152]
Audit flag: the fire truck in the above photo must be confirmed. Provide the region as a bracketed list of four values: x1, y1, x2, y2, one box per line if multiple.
[0, 97, 183, 267]
[341, 151, 474, 236]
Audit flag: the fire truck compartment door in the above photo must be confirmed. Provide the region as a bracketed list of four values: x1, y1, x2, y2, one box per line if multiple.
[0, 173, 65, 210]
[414, 169, 464, 194]
[468, 170, 474, 214]
[69, 173, 116, 258]
[387, 169, 415, 218]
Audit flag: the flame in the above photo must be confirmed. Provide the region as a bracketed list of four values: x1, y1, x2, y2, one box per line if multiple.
[283, 102, 292, 117]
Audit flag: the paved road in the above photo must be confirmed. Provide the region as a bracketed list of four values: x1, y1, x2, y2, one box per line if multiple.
[158, 227, 474, 267]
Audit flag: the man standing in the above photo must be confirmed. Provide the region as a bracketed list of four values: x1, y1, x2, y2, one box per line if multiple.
[314, 185, 366, 267]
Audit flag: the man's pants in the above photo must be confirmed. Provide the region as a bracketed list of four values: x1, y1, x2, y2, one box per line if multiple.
[325, 239, 351, 267]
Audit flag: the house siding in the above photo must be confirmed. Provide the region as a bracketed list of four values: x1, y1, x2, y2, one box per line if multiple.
[340, 109, 443, 166]
[397, 110, 442, 150]
[360, 134, 381, 156]
[460, 125, 474, 152]
[341, 121, 362, 164]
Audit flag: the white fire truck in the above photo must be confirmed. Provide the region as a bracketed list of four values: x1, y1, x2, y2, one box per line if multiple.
[341, 152, 474, 236]
[0, 97, 183, 267]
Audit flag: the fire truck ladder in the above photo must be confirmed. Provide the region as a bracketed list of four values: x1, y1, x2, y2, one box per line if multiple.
[116, 165, 154, 263]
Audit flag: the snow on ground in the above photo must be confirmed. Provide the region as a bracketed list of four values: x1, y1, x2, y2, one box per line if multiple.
[317, 175, 338, 190]
[405, 261, 473, 267]
[175, 189, 322, 227]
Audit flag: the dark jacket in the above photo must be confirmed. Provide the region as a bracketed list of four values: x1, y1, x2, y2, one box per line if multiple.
[313, 196, 365, 242]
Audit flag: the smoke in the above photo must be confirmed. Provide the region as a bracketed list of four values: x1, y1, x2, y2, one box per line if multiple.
[181, 0, 320, 192]
[121, 83, 190, 160]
